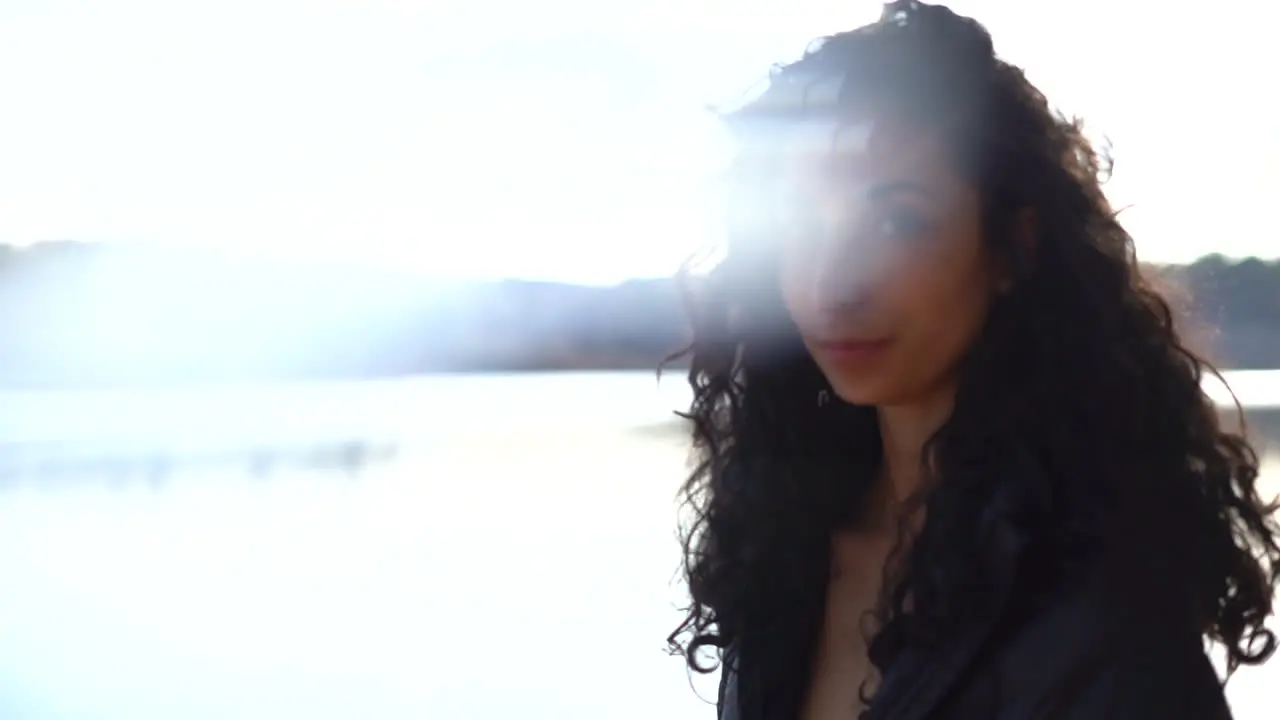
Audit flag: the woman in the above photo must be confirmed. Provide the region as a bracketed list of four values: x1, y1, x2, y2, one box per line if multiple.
[666, 2, 1280, 718]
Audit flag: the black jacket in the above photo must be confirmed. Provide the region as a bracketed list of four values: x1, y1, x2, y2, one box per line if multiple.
[716, 555, 1233, 720]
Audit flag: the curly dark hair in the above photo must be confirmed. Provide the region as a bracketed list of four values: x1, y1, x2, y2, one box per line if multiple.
[665, 0, 1280, 713]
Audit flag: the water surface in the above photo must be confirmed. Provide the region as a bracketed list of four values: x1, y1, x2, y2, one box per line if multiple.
[0, 372, 1276, 719]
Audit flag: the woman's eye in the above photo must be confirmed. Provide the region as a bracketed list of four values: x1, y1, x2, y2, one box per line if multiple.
[876, 209, 930, 239]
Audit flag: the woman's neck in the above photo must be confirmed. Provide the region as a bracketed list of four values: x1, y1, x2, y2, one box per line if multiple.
[876, 386, 956, 508]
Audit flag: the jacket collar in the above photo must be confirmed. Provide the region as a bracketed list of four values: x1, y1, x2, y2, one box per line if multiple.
[720, 451, 1045, 720]
[861, 607, 1002, 720]
[719, 615, 1004, 720]
[866, 475, 1036, 720]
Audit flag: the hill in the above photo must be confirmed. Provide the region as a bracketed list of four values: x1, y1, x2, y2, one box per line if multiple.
[0, 241, 1274, 387]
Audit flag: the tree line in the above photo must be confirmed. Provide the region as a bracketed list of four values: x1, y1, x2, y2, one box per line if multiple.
[0, 241, 1275, 388]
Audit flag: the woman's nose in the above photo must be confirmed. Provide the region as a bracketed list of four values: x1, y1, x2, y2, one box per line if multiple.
[809, 246, 880, 318]
[807, 203, 879, 311]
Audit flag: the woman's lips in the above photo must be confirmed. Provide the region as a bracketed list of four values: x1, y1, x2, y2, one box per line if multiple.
[810, 337, 894, 361]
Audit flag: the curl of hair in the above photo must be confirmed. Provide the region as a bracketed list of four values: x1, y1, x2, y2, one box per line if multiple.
[665, 1, 1280, 713]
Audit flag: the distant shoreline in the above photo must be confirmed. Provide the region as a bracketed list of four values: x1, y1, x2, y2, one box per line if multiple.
[0, 243, 1277, 386]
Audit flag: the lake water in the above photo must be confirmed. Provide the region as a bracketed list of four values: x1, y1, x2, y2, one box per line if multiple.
[0, 371, 1277, 720]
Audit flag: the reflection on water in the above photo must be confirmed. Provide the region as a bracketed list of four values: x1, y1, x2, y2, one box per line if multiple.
[0, 372, 1276, 719]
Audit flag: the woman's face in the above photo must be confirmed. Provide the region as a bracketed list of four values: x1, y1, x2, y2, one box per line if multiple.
[777, 119, 1003, 408]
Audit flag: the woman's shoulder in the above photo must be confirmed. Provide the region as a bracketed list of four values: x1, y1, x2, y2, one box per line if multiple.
[985, 553, 1232, 718]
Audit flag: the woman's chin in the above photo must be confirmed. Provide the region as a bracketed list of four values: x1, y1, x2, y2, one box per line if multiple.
[828, 378, 895, 408]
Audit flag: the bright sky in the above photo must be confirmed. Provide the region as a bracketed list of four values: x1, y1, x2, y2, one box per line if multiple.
[0, 0, 1273, 284]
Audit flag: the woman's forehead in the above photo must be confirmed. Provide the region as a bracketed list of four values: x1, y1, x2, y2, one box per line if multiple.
[766, 118, 949, 183]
